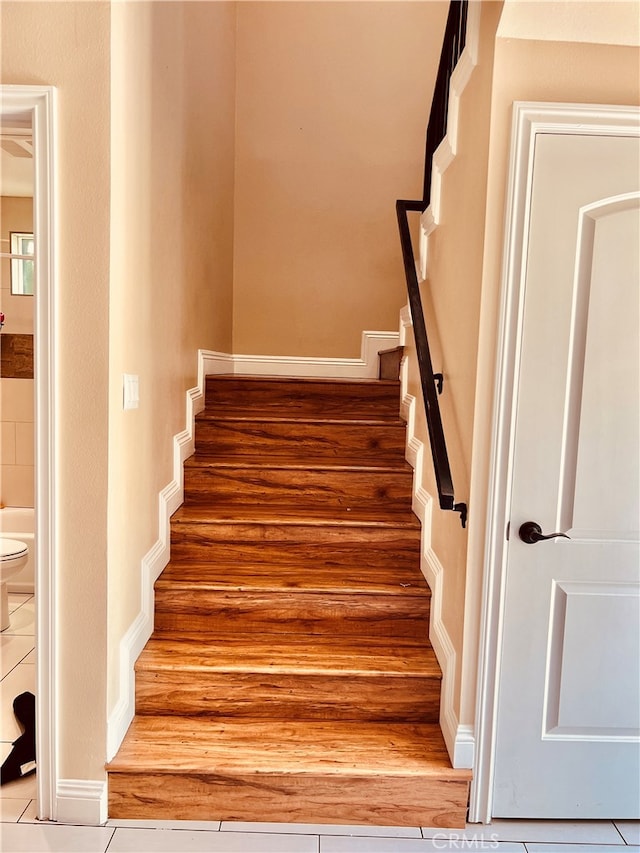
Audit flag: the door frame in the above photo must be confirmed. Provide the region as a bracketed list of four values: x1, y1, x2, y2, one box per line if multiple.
[469, 101, 640, 824]
[1, 85, 58, 820]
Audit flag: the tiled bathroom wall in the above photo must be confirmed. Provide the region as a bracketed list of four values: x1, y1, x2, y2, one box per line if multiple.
[0, 379, 34, 507]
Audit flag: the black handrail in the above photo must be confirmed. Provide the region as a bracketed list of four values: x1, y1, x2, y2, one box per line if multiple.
[396, 0, 468, 528]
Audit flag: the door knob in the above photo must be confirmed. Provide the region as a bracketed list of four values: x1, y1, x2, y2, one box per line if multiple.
[518, 521, 571, 544]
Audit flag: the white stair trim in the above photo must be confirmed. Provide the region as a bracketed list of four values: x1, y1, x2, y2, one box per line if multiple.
[226, 331, 399, 379]
[419, 1, 480, 281]
[106, 351, 226, 761]
[400, 306, 474, 770]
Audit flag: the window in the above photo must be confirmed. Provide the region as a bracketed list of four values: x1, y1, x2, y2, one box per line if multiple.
[10, 232, 34, 295]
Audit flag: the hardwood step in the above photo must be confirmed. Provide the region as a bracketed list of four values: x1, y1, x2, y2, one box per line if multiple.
[165, 539, 423, 570]
[135, 633, 441, 721]
[205, 375, 402, 419]
[194, 416, 407, 461]
[170, 505, 421, 557]
[378, 346, 405, 381]
[155, 563, 430, 642]
[183, 459, 414, 509]
[107, 717, 471, 826]
[157, 556, 427, 593]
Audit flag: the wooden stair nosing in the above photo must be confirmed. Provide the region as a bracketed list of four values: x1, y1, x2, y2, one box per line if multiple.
[204, 375, 403, 414]
[134, 676, 441, 722]
[155, 562, 429, 596]
[107, 718, 470, 826]
[108, 717, 467, 778]
[171, 503, 421, 528]
[152, 590, 430, 640]
[183, 466, 414, 506]
[134, 633, 441, 721]
[185, 454, 413, 473]
[135, 632, 440, 676]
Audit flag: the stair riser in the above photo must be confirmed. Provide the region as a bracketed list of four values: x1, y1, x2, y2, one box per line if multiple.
[170, 522, 421, 553]
[153, 591, 429, 639]
[205, 378, 401, 418]
[166, 542, 421, 570]
[183, 467, 414, 509]
[108, 771, 469, 827]
[135, 671, 440, 722]
[194, 420, 407, 459]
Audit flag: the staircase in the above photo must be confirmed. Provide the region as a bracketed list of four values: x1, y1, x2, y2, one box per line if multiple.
[107, 374, 471, 827]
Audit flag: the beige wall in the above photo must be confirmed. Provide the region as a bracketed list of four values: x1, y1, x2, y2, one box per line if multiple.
[1, 197, 35, 507]
[409, 0, 640, 731]
[107, 0, 236, 721]
[233, 1, 448, 358]
[1, 1, 112, 781]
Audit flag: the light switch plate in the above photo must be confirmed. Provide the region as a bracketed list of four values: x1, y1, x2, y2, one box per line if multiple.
[123, 374, 139, 410]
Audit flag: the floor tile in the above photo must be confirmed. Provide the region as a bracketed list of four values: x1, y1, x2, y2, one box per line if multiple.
[1, 600, 35, 636]
[107, 817, 221, 830]
[0, 797, 30, 822]
[7, 596, 31, 616]
[0, 635, 34, 679]
[15, 800, 57, 824]
[0, 744, 36, 799]
[108, 827, 318, 852]
[526, 846, 636, 852]
[320, 837, 525, 852]
[614, 820, 640, 844]
[423, 820, 623, 845]
[0, 665, 36, 740]
[221, 821, 421, 838]
[0, 821, 114, 852]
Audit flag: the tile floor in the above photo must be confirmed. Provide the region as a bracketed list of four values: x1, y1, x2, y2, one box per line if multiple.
[1, 593, 639, 852]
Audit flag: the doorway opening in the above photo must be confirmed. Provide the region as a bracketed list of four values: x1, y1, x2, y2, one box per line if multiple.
[0, 85, 57, 821]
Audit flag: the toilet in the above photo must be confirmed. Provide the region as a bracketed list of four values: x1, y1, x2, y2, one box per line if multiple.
[0, 538, 29, 631]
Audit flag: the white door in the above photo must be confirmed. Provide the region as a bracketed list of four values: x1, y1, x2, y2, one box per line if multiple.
[492, 129, 640, 817]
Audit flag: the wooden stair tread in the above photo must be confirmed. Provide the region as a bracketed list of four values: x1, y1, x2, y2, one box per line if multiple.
[109, 717, 469, 780]
[185, 454, 412, 472]
[172, 504, 421, 528]
[197, 413, 404, 425]
[136, 633, 440, 677]
[156, 561, 428, 595]
[207, 374, 401, 386]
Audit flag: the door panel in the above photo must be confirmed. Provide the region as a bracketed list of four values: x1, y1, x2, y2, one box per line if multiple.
[493, 132, 640, 818]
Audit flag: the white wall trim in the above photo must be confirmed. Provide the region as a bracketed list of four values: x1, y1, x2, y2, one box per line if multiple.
[227, 331, 399, 379]
[56, 780, 108, 826]
[107, 333, 398, 762]
[1, 85, 59, 821]
[106, 349, 228, 761]
[419, 1, 481, 280]
[399, 307, 474, 769]
[469, 101, 640, 824]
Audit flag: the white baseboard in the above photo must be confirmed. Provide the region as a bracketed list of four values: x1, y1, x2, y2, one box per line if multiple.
[55, 779, 107, 826]
[201, 331, 399, 379]
[106, 333, 398, 762]
[106, 352, 214, 761]
[399, 306, 474, 770]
